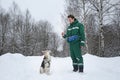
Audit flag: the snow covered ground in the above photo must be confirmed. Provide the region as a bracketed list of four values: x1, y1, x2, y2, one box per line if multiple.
[0, 53, 120, 80]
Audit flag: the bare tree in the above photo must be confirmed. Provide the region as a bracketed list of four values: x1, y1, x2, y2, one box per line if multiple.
[86, 14, 99, 55]
[0, 12, 10, 55]
[9, 2, 22, 53]
[0, 2, 58, 56]
[79, 0, 92, 54]
[88, 0, 120, 56]
[20, 9, 32, 55]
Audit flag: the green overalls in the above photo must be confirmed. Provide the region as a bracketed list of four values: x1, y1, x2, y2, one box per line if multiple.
[63, 19, 85, 68]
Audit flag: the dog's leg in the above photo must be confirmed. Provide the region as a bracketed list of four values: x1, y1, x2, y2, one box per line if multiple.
[40, 67, 44, 74]
[44, 68, 50, 75]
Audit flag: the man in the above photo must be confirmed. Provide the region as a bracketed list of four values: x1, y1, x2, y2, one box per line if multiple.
[62, 15, 85, 72]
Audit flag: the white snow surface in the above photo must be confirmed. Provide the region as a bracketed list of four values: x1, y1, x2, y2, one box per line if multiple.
[0, 53, 120, 80]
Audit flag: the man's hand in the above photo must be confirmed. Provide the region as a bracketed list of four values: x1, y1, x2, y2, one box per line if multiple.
[80, 46, 84, 49]
[61, 32, 65, 36]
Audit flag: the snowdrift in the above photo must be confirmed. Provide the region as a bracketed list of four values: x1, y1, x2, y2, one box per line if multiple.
[0, 53, 120, 80]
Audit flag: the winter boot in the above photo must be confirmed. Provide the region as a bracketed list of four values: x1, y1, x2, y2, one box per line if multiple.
[73, 65, 78, 72]
[78, 65, 84, 72]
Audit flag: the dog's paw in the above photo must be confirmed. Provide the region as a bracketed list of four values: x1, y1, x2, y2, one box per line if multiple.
[46, 72, 51, 75]
[40, 67, 44, 74]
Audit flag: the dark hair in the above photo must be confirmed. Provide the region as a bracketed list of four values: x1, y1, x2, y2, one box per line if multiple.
[67, 15, 75, 19]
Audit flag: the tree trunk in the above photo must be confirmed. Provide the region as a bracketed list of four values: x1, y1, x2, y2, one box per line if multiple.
[98, 0, 104, 56]
[82, 0, 89, 54]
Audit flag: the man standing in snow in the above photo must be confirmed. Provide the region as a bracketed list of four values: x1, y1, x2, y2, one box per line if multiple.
[62, 15, 85, 72]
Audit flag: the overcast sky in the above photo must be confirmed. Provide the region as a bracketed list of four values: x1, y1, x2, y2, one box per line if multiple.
[1, 0, 65, 35]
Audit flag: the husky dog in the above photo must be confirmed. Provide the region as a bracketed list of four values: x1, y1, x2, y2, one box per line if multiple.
[40, 50, 51, 75]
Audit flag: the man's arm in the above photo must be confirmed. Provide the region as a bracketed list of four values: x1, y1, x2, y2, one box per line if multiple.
[79, 23, 85, 46]
[62, 32, 67, 38]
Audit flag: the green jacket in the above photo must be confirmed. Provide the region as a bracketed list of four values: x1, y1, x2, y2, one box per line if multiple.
[63, 19, 85, 46]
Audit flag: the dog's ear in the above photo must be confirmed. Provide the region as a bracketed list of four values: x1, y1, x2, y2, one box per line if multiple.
[42, 51, 44, 53]
[42, 50, 51, 55]
[48, 50, 51, 53]
[42, 51, 46, 54]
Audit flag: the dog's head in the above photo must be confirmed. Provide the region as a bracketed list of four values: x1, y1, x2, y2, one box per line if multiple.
[42, 50, 51, 58]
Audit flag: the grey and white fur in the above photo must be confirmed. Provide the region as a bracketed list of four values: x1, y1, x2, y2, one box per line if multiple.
[40, 50, 51, 75]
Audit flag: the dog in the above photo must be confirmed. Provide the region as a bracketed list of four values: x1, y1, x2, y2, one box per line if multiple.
[40, 50, 51, 75]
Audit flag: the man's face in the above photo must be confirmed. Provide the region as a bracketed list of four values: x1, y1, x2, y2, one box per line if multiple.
[68, 18, 74, 24]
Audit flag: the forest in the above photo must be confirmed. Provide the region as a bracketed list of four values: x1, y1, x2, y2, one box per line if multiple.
[0, 0, 120, 57]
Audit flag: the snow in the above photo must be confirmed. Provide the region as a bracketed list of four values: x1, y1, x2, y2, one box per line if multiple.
[0, 53, 120, 80]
